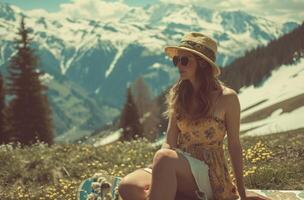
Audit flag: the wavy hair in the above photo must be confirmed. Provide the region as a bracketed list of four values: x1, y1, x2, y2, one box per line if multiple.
[163, 54, 226, 121]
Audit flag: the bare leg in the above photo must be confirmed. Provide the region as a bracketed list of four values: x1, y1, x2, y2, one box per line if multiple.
[119, 148, 199, 200]
[148, 149, 200, 200]
[118, 168, 152, 200]
[149, 157, 177, 200]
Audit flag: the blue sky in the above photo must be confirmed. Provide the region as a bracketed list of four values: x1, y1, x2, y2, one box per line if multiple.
[0, 0, 70, 12]
[0, 0, 303, 23]
[0, 0, 157, 12]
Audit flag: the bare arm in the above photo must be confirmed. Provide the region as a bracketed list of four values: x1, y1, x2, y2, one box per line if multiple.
[161, 112, 179, 149]
[225, 91, 246, 199]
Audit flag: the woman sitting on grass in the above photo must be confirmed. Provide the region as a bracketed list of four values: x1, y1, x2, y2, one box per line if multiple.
[118, 32, 268, 200]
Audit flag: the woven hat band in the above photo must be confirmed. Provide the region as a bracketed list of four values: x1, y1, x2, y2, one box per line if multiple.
[179, 40, 216, 62]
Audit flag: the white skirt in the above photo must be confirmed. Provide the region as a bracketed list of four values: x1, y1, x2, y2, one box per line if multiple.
[143, 148, 213, 200]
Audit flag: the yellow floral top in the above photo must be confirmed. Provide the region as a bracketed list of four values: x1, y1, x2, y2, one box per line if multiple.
[176, 111, 240, 200]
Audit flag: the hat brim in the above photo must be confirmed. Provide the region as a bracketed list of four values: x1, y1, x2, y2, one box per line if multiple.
[164, 46, 221, 77]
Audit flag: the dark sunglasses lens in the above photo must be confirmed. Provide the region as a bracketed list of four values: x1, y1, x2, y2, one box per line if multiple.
[180, 56, 189, 66]
[172, 56, 179, 66]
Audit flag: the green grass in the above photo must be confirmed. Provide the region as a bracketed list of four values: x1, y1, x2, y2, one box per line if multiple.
[238, 130, 304, 190]
[0, 131, 303, 200]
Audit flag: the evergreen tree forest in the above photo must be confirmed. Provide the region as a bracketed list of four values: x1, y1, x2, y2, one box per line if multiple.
[0, 17, 54, 145]
[220, 22, 304, 92]
[132, 76, 160, 141]
[119, 86, 143, 141]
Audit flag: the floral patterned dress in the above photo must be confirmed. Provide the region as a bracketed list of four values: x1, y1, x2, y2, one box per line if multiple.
[176, 110, 240, 200]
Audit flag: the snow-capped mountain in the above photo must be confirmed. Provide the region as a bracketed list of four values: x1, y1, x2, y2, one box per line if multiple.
[0, 2, 300, 141]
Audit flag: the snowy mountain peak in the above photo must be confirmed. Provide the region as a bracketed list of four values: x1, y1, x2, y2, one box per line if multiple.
[0, 2, 300, 139]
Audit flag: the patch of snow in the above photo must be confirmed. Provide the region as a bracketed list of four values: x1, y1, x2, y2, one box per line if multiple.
[239, 58, 304, 118]
[105, 44, 125, 78]
[39, 72, 54, 83]
[93, 129, 122, 147]
[239, 58, 304, 136]
[240, 106, 304, 137]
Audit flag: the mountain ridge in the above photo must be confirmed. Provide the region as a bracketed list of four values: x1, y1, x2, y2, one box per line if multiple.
[0, 2, 299, 141]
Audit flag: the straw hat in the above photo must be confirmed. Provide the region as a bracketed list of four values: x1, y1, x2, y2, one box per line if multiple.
[164, 32, 220, 77]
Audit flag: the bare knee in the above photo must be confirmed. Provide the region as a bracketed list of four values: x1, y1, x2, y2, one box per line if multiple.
[153, 148, 176, 168]
[118, 177, 146, 200]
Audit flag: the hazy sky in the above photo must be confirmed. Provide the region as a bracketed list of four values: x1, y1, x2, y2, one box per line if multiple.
[0, 0, 158, 11]
[0, 0, 303, 23]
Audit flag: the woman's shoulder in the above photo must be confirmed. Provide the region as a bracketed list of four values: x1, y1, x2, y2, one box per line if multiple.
[219, 86, 239, 108]
[220, 86, 240, 115]
[221, 85, 237, 97]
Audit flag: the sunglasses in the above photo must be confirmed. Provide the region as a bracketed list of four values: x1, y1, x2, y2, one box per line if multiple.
[172, 55, 190, 67]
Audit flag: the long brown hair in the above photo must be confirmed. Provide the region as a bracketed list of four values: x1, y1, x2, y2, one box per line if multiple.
[163, 54, 226, 121]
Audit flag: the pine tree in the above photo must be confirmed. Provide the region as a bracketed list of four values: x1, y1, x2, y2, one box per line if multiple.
[221, 23, 304, 91]
[132, 76, 160, 141]
[6, 17, 54, 145]
[0, 73, 6, 144]
[119, 86, 143, 141]
[132, 76, 152, 117]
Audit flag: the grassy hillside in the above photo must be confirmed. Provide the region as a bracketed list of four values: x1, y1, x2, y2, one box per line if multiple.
[0, 131, 303, 200]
